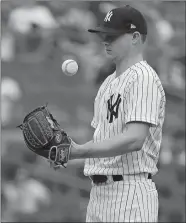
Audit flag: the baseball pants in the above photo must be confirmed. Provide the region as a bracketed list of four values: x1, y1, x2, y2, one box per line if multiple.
[86, 174, 158, 222]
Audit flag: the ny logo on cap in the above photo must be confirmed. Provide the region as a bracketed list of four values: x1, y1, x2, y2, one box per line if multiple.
[104, 11, 113, 22]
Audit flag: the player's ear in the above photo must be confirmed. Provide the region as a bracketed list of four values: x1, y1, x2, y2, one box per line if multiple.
[132, 31, 140, 45]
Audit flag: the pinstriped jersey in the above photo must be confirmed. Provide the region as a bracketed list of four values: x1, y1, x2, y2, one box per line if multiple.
[84, 60, 166, 176]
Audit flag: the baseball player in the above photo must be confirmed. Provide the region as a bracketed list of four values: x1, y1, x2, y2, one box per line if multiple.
[18, 4, 166, 223]
[70, 5, 166, 222]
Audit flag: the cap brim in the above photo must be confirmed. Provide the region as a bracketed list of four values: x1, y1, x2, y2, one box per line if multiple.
[88, 26, 123, 35]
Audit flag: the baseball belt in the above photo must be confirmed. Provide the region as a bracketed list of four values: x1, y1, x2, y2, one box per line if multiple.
[90, 173, 152, 184]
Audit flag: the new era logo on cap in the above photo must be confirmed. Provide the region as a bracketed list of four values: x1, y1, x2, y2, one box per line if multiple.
[104, 10, 113, 22]
[131, 24, 136, 29]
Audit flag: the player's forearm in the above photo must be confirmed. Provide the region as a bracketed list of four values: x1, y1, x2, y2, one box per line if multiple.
[79, 136, 142, 159]
[71, 130, 145, 159]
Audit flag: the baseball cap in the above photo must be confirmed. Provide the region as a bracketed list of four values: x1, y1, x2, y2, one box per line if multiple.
[88, 5, 147, 36]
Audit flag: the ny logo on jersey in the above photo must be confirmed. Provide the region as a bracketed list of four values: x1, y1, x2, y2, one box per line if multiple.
[104, 11, 113, 22]
[107, 94, 121, 123]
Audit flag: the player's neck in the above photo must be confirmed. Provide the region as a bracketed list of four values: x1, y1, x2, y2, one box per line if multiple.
[115, 54, 144, 77]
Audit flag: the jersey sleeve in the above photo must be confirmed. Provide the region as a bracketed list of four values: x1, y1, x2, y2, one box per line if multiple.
[124, 71, 162, 126]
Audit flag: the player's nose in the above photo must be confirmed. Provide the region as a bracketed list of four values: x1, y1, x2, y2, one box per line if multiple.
[103, 42, 110, 47]
[104, 42, 111, 50]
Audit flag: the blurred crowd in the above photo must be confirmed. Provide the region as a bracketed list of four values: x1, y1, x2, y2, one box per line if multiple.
[1, 1, 185, 222]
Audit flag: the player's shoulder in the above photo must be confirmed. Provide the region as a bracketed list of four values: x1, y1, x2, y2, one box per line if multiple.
[131, 61, 160, 82]
[131, 61, 165, 97]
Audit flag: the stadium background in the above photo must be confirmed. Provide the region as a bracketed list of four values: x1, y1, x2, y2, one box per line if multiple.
[1, 1, 185, 222]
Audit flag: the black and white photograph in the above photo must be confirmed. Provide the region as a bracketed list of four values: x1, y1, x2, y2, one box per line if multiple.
[1, 1, 185, 222]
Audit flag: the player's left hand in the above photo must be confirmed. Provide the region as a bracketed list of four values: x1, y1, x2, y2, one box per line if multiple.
[17, 105, 72, 169]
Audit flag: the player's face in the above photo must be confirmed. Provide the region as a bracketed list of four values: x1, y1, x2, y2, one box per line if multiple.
[101, 33, 133, 60]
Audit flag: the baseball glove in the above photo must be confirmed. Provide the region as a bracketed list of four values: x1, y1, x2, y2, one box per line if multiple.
[17, 105, 72, 169]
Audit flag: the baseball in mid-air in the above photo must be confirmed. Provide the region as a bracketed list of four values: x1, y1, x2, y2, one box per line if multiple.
[62, 59, 78, 76]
